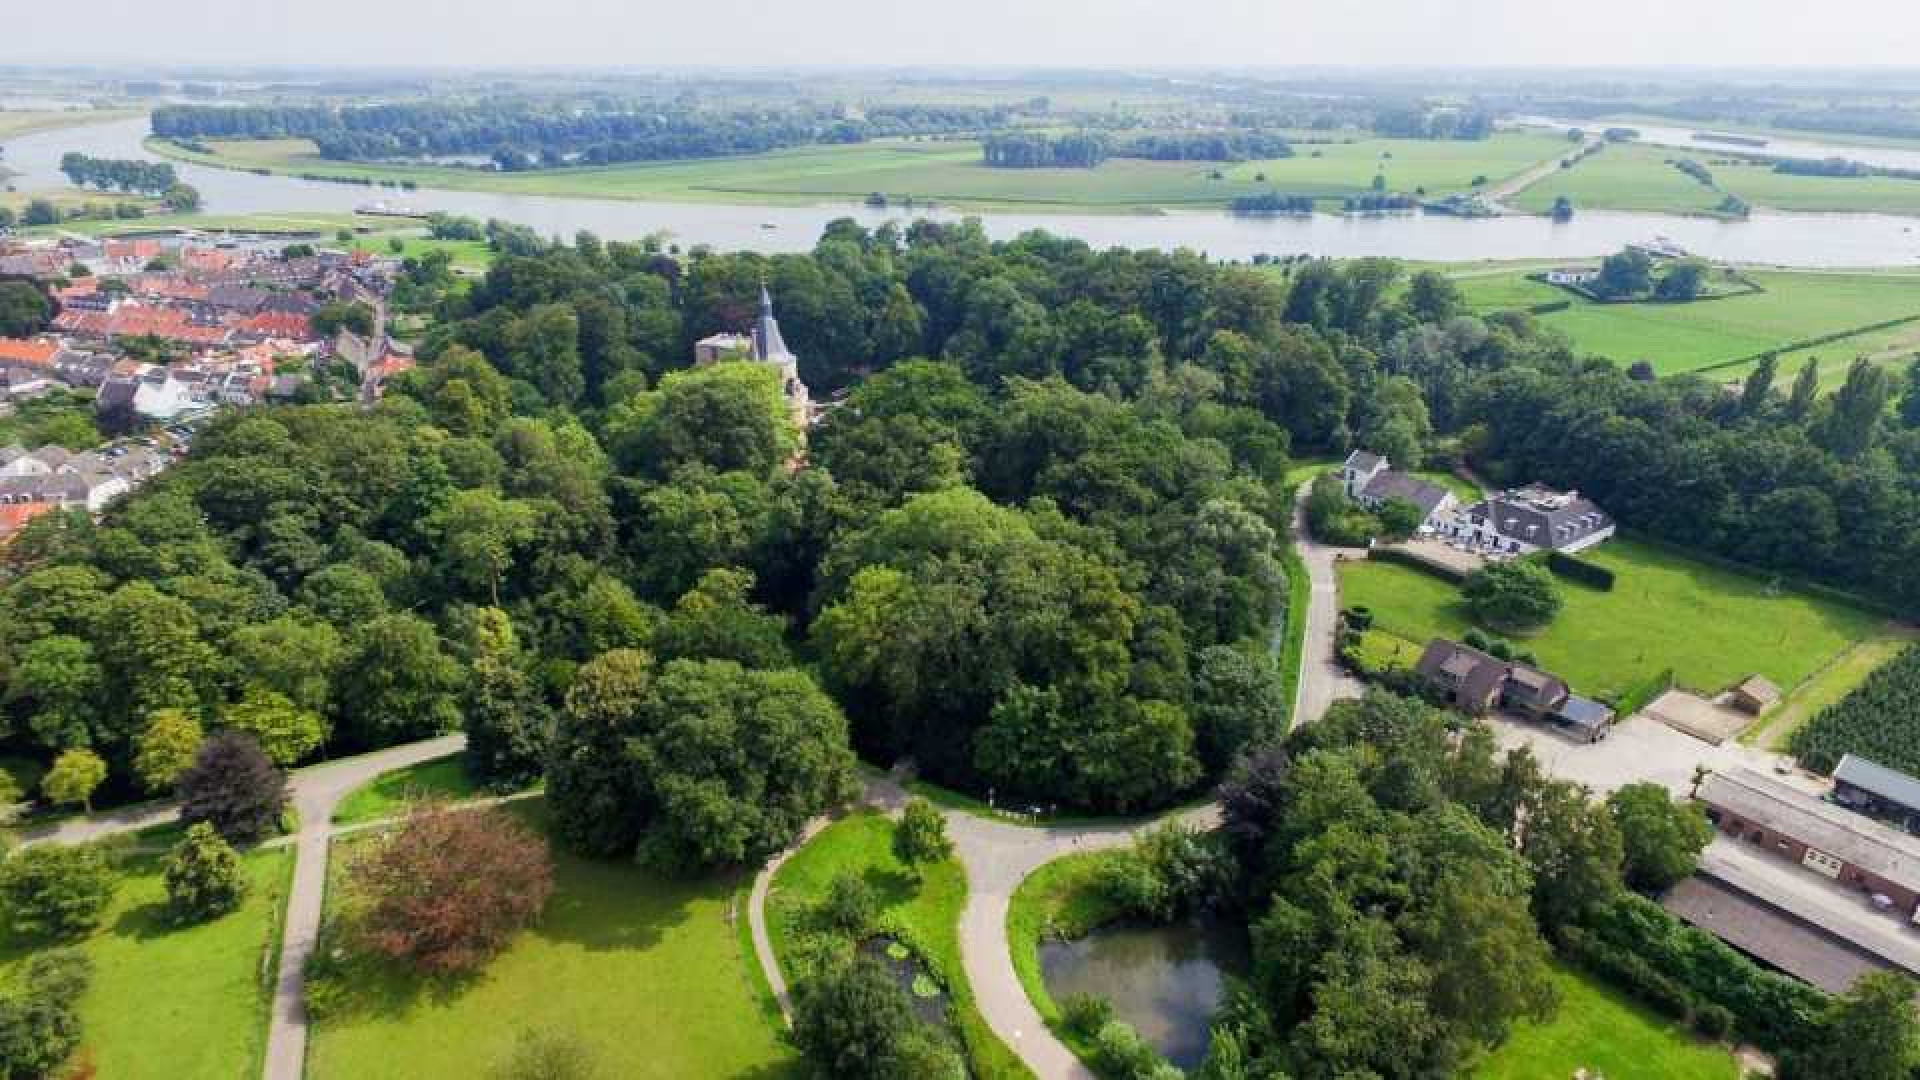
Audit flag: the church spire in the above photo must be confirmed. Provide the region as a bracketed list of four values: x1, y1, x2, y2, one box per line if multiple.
[753, 280, 794, 365]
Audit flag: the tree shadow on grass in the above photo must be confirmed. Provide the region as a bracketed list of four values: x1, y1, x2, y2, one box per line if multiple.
[860, 864, 917, 909]
[725, 1061, 806, 1080]
[110, 899, 178, 942]
[524, 853, 717, 954]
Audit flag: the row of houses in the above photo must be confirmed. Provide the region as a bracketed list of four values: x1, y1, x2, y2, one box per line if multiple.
[1342, 450, 1616, 555]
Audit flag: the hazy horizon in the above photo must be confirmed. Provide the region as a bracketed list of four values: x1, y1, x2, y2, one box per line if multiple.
[10, 0, 1920, 72]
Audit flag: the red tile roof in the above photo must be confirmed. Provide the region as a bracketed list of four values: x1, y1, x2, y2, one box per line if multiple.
[242, 312, 313, 340]
[0, 503, 60, 541]
[0, 339, 59, 367]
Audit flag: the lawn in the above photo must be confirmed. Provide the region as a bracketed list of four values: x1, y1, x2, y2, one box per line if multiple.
[307, 799, 795, 1080]
[1509, 138, 1920, 216]
[1452, 267, 1920, 375]
[331, 756, 479, 825]
[1474, 966, 1740, 1080]
[0, 846, 292, 1080]
[1004, 851, 1128, 1066]
[346, 232, 495, 273]
[766, 810, 1030, 1079]
[144, 131, 1569, 213]
[1337, 536, 1884, 702]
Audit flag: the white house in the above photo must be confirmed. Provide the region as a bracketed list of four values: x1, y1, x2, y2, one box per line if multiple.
[1439, 484, 1616, 555]
[1544, 266, 1600, 286]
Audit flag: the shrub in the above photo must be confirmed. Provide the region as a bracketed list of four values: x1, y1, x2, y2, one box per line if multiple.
[1060, 992, 1114, 1038]
[345, 803, 553, 974]
[1091, 1019, 1174, 1080]
[177, 732, 289, 846]
[1462, 559, 1563, 633]
[0, 845, 116, 941]
[41, 748, 107, 813]
[1693, 1003, 1734, 1039]
[817, 872, 878, 936]
[1545, 550, 1616, 590]
[0, 949, 93, 1078]
[492, 1026, 599, 1080]
[893, 799, 953, 871]
[163, 822, 248, 923]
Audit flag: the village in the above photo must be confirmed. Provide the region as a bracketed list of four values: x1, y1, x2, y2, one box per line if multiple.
[0, 230, 410, 543]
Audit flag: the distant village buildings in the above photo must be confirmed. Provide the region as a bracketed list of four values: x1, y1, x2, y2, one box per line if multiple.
[1340, 449, 1616, 555]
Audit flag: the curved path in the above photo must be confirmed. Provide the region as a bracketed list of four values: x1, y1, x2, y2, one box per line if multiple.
[750, 483, 1356, 1078]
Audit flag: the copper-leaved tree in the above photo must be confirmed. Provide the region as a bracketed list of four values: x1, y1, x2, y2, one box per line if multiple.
[345, 802, 554, 975]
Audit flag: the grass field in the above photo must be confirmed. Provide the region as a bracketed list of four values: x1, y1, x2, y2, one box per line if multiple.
[0, 846, 291, 1080]
[0, 188, 160, 216]
[1452, 266, 1920, 376]
[308, 800, 795, 1080]
[145, 131, 1569, 213]
[767, 810, 1030, 1079]
[1337, 537, 1884, 702]
[1712, 317, 1920, 394]
[1511, 143, 1726, 216]
[332, 756, 478, 825]
[1474, 966, 1740, 1080]
[1510, 138, 1920, 216]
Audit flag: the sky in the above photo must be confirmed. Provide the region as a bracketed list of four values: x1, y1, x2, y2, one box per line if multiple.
[11, 0, 1920, 70]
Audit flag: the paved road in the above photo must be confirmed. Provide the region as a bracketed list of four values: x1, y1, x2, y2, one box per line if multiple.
[951, 805, 1219, 1080]
[1289, 480, 1366, 729]
[1485, 134, 1603, 210]
[261, 734, 467, 1080]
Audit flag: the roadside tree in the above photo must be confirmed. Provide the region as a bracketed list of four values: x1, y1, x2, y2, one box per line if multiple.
[41, 748, 107, 813]
[176, 732, 288, 846]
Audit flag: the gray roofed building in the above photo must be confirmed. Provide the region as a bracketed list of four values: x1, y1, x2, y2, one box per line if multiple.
[1446, 483, 1615, 554]
[1359, 469, 1452, 520]
[1664, 875, 1888, 993]
[1834, 755, 1920, 826]
[1552, 695, 1615, 742]
[1699, 768, 1920, 903]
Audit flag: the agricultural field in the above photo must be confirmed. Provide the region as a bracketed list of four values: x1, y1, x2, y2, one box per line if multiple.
[144, 131, 1570, 213]
[766, 810, 1028, 1079]
[1509, 138, 1920, 216]
[306, 800, 795, 1080]
[1451, 266, 1920, 376]
[1747, 633, 1917, 751]
[1337, 536, 1885, 703]
[0, 846, 292, 1080]
[1788, 645, 1920, 776]
[1473, 966, 1741, 1080]
[0, 188, 160, 217]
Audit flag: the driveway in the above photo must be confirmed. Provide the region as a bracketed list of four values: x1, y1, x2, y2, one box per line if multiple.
[1289, 480, 1365, 729]
[1484, 712, 1788, 798]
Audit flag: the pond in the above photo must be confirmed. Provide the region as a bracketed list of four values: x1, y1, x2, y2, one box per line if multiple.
[857, 936, 948, 1028]
[1040, 920, 1247, 1071]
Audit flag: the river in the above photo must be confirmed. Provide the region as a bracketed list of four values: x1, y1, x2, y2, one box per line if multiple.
[7, 115, 1920, 267]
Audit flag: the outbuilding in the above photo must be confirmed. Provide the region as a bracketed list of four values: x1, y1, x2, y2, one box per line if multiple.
[1728, 674, 1782, 716]
[1833, 754, 1920, 830]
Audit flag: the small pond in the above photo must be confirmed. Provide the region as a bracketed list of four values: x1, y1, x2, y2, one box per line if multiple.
[1040, 921, 1247, 1071]
[858, 936, 948, 1028]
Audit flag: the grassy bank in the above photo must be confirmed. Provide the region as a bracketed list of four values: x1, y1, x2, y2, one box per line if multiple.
[331, 756, 478, 825]
[0, 846, 292, 1080]
[0, 108, 142, 140]
[766, 810, 1031, 1079]
[1337, 536, 1883, 702]
[1004, 851, 1128, 1069]
[307, 799, 795, 1080]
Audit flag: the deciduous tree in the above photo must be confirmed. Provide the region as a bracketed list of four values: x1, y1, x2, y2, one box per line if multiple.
[163, 822, 247, 923]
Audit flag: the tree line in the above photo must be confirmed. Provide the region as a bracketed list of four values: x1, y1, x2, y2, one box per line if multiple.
[981, 130, 1294, 168]
[152, 103, 1018, 170]
[57, 153, 176, 196]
